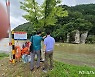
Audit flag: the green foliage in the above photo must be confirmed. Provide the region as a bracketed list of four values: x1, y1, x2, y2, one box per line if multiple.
[52, 27, 66, 42]
[15, 3, 95, 43]
[86, 35, 95, 44]
[71, 4, 95, 15]
[84, 15, 95, 35]
[69, 4, 95, 35]
[20, 0, 68, 30]
[0, 53, 9, 60]
[59, 12, 92, 32]
[20, 0, 41, 28]
[75, 18, 92, 31]
[42, 61, 95, 77]
[56, 4, 94, 42]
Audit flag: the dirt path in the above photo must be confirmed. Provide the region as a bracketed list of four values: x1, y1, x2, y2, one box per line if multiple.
[0, 58, 44, 77]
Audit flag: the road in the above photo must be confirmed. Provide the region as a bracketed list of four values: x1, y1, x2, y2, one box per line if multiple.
[0, 38, 26, 53]
[0, 38, 9, 53]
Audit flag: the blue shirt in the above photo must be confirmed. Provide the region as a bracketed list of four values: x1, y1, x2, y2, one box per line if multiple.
[44, 35, 55, 52]
[30, 35, 43, 51]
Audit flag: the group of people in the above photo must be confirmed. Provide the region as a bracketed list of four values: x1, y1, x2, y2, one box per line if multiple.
[30, 31, 55, 72]
[0, 3, 55, 72]
[15, 41, 30, 62]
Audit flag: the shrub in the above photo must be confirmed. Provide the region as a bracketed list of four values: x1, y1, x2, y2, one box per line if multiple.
[0, 53, 9, 60]
[86, 35, 95, 44]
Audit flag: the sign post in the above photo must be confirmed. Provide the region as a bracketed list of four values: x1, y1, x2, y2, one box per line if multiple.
[13, 31, 27, 63]
[14, 32, 27, 40]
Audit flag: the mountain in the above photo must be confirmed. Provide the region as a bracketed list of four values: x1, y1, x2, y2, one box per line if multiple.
[14, 22, 34, 33]
[14, 4, 95, 40]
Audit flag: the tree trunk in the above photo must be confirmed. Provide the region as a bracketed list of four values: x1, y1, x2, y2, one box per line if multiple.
[80, 31, 88, 44]
[67, 33, 70, 43]
[74, 30, 80, 44]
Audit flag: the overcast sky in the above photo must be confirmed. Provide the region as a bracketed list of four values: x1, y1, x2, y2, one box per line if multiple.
[0, 0, 95, 30]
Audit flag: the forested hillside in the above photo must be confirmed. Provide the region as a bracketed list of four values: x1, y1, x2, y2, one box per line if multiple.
[14, 4, 95, 43]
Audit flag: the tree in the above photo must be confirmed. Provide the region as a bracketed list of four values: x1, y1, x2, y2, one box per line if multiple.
[20, 0, 68, 32]
[20, 0, 41, 30]
[15, 3, 95, 43]
[84, 15, 95, 35]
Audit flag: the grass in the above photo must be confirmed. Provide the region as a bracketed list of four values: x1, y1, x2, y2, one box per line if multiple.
[42, 61, 95, 77]
[0, 58, 95, 77]
[0, 43, 95, 77]
[0, 53, 9, 60]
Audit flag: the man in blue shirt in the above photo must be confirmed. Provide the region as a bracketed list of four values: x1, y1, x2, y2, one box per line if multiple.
[30, 31, 43, 71]
[43, 31, 55, 72]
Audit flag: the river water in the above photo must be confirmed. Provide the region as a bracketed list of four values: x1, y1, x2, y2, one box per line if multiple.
[0, 38, 95, 67]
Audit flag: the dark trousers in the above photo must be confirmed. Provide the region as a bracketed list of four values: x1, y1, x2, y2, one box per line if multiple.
[30, 50, 40, 69]
[40, 50, 42, 60]
[44, 51, 53, 70]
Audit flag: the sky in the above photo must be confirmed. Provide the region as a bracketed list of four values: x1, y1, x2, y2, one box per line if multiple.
[0, 0, 95, 30]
